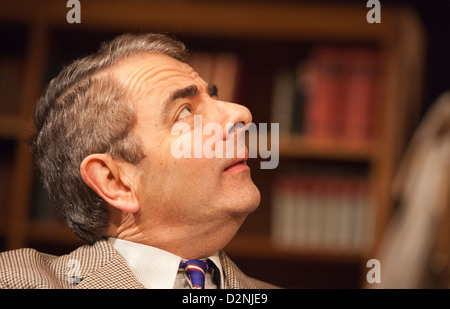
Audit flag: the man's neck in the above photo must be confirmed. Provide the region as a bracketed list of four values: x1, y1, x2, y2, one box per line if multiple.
[108, 211, 246, 259]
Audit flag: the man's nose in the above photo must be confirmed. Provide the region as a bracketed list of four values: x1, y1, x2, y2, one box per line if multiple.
[217, 101, 253, 140]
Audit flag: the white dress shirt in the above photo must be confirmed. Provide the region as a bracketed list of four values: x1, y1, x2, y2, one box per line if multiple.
[108, 237, 224, 289]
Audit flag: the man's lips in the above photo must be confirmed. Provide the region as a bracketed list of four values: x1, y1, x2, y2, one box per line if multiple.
[223, 150, 250, 172]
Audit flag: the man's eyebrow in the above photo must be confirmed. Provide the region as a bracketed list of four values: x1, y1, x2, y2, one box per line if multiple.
[208, 84, 218, 98]
[161, 84, 199, 117]
[170, 84, 199, 102]
[161, 83, 219, 116]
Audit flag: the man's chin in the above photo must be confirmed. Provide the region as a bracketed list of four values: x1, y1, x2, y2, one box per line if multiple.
[230, 183, 261, 217]
[248, 184, 261, 212]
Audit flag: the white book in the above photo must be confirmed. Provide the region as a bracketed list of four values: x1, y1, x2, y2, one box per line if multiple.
[281, 182, 296, 247]
[270, 178, 296, 248]
[293, 180, 308, 248]
[304, 181, 323, 249]
[322, 183, 340, 250]
[270, 182, 284, 244]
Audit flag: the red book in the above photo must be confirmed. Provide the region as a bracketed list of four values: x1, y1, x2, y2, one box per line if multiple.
[304, 47, 345, 140]
[342, 48, 380, 142]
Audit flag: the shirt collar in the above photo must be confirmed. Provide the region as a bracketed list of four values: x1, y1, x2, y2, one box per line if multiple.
[108, 237, 224, 289]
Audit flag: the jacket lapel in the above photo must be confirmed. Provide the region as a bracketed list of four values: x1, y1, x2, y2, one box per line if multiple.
[219, 251, 257, 289]
[75, 255, 145, 289]
[69, 240, 145, 289]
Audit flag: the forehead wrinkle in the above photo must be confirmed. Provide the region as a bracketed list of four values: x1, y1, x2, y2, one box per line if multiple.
[113, 53, 199, 97]
[132, 66, 198, 102]
[112, 54, 207, 127]
[119, 62, 168, 100]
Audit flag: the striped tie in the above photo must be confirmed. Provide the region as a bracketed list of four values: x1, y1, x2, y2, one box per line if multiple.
[179, 259, 211, 289]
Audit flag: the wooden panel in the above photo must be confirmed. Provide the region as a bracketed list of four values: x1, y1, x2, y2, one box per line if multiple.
[226, 234, 363, 263]
[279, 135, 375, 161]
[0, 0, 395, 41]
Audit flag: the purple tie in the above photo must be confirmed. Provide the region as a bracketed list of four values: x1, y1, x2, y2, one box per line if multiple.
[179, 259, 212, 289]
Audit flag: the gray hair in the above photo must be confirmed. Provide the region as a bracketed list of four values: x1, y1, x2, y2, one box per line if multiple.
[29, 33, 188, 244]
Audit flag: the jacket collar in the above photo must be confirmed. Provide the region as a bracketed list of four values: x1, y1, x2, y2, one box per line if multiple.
[73, 239, 254, 289]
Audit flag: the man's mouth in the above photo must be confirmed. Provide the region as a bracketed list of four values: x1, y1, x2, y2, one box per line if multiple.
[223, 150, 250, 172]
[224, 159, 247, 171]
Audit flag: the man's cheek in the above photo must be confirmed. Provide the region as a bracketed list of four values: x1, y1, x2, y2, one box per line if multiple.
[169, 128, 192, 158]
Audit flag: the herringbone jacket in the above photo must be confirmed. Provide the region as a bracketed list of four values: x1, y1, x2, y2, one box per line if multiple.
[0, 239, 275, 289]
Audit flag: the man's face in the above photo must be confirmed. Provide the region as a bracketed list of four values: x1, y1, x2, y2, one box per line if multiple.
[112, 53, 260, 236]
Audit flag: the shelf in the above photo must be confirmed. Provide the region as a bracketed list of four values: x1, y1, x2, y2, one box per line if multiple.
[0, 1, 395, 42]
[225, 234, 364, 264]
[0, 114, 21, 139]
[0, 114, 35, 140]
[278, 135, 376, 162]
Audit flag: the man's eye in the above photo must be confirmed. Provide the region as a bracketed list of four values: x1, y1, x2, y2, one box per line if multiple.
[177, 105, 192, 120]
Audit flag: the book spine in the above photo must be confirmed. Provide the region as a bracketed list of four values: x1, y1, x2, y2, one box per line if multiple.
[271, 176, 296, 247]
[270, 69, 295, 135]
[303, 47, 345, 140]
[342, 48, 379, 142]
[291, 61, 309, 134]
[270, 173, 371, 254]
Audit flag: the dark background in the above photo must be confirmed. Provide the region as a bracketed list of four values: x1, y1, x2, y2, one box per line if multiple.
[354, 0, 450, 118]
[407, 0, 450, 116]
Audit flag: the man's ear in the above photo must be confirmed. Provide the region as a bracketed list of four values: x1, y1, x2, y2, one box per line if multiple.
[80, 154, 139, 213]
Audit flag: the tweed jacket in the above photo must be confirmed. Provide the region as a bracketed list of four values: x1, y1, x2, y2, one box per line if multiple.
[0, 239, 275, 289]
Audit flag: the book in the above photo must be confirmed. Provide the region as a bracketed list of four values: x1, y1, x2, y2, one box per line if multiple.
[271, 176, 296, 247]
[342, 48, 379, 142]
[303, 47, 345, 140]
[292, 177, 309, 248]
[269, 45, 380, 145]
[270, 68, 295, 135]
[271, 171, 371, 253]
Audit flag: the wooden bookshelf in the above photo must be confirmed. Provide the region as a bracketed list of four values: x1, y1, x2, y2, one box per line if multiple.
[0, 0, 425, 288]
[0, 115, 20, 139]
[225, 234, 363, 263]
[278, 135, 375, 161]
